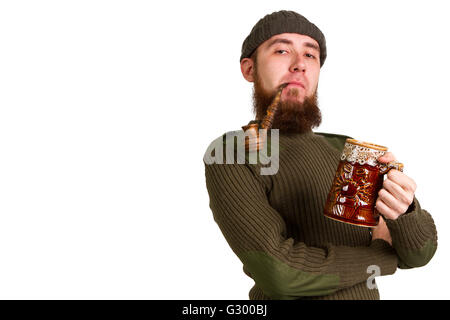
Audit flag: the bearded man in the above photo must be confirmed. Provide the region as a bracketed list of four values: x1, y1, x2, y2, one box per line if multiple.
[203, 10, 437, 300]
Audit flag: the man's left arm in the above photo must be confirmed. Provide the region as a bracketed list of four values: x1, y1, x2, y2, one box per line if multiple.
[375, 153, 438, 269]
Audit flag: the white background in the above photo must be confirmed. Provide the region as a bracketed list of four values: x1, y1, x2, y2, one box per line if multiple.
[0, 0, 448, 299]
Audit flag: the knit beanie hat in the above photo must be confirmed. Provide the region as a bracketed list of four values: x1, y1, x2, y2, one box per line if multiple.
[240, 10, 327, 67]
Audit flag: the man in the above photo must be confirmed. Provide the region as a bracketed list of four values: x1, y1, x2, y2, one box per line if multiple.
[203, 10, 437, 300]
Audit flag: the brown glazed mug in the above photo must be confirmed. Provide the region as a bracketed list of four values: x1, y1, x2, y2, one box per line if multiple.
[324, 139, 404, 227]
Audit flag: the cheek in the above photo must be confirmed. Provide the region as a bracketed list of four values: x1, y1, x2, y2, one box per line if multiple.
[307, 69, 320, 93]
[259, 66, 283, 90]
[260, 56, 286, 75]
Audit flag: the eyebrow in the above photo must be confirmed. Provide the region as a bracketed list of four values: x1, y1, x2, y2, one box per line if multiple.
[267, 38, 320, 52]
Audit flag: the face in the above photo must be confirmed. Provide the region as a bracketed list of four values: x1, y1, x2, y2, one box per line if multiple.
[240, 33, 322, 133]
[241, 33, 321, 103]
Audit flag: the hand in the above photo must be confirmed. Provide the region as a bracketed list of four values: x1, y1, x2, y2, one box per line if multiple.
[376, 152, 417, 220]
[371, 216, 392, 245]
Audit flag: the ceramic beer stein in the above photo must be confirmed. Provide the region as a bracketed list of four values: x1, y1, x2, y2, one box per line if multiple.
[324, 139, 404, 227]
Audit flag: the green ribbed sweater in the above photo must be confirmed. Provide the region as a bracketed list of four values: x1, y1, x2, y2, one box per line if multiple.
[203, 129, 438, 300]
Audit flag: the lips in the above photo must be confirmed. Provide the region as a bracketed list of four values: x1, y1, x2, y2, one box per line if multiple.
[286, 81, 305, 89]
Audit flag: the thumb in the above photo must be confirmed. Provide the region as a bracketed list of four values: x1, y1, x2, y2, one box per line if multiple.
[378, 151, 396, 164]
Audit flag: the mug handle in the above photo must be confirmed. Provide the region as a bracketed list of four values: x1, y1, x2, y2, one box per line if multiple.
[379, 161, 404, 174]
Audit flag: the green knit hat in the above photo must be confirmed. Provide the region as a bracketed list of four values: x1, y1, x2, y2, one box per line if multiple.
[240, 10, 327, 67]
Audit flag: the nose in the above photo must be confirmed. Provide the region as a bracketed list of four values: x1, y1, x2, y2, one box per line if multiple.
[289, 52, 306, 73]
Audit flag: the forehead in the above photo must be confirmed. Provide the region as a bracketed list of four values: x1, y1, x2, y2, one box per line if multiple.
[260, 33, 320, 50]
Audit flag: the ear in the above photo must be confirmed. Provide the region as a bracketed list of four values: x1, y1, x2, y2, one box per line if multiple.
[240, 58, 255, 83]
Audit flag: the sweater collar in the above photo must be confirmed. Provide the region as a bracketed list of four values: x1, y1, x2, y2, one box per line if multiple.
[246, 120, 314, 136]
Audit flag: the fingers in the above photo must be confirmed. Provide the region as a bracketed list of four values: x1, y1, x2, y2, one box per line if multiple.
[376, 171, 416, 220]
[382, 178, 414, 204]
[386, 169, 417, 194]
[377, 188, 410, 214]
[375, 196, 401, 220]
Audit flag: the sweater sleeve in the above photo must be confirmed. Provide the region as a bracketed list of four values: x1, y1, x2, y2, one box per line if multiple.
[204, 157, 398, 299]
[384, 197, 438, 269]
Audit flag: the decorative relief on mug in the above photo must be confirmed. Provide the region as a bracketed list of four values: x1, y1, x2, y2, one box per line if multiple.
[324, 139, 403, 227]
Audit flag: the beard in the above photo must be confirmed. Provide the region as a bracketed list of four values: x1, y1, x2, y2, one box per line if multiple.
[252, 72, 322, 134]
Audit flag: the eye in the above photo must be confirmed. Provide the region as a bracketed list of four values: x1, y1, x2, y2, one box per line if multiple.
[275, 49, 288, 55]
[305, 53, 316, 59]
